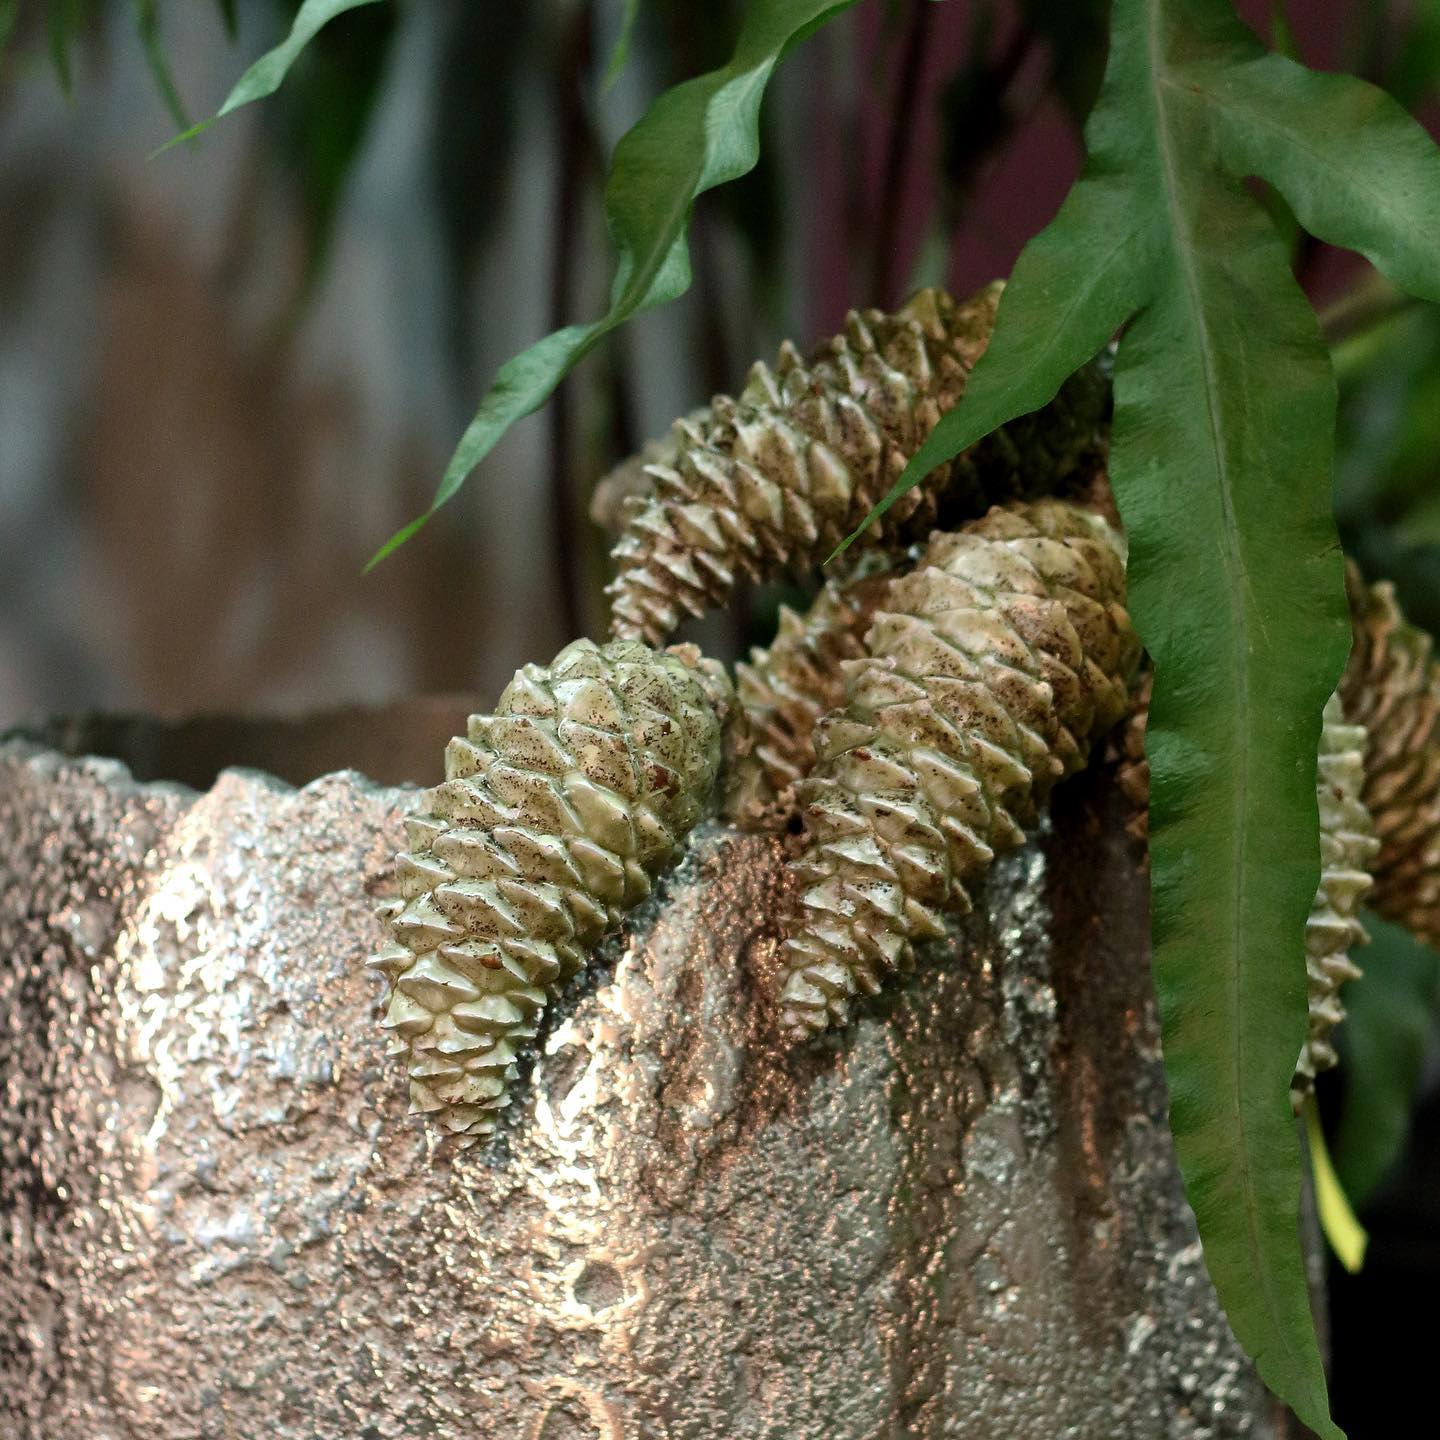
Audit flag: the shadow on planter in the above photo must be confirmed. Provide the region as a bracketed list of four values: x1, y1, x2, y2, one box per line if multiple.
[6, 697, 482, 790]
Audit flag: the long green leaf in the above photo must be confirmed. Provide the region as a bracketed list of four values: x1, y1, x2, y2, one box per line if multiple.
[366, 0, 858, 567]
[132, 0, 190, 130]
[0, 0, 20, 63]
[1115, 21, 1346, 1431]
[48, 0, 79, 94]
[157, 0, 384, 151]
[1116, 181, 1344, 1440]
[1334, 912, 1440, 1205]
[601, 0, 641, 94]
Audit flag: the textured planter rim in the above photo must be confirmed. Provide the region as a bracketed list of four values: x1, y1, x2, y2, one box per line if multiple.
[3, 695, 485, 794]
[0, 703, 1291, 1439]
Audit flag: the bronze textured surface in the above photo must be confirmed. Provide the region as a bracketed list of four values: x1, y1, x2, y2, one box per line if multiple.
[0, 725, 1276, 1438]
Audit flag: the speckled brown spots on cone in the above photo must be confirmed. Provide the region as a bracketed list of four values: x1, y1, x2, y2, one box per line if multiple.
[777, 500, 1140, 1037]
[605, 285, 1110, 646]
[371, 638, 732, 1140]
[1340, 562, 1440, 946]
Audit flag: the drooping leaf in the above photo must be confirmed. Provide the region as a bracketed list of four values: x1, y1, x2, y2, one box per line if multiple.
[267, 0, 396, 302]
[132, 0, 190, 130]
[1201, 53, 1440, 303]
[48, 0, 80, 94]
[1334, 912, 1440, 1206]
[157, 0, 385, 151]
[215, 0, 238, 42]
[0, 0, 20, 63]
[366, 0, 858, 566]
[601, 0, 641, 94]
[844, 0, 1440, 1431]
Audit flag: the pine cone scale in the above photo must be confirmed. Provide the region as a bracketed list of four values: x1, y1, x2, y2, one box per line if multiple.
[1340, 566, 1440, 942]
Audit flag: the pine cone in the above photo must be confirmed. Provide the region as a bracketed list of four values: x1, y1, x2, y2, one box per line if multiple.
[777, 500, 1139, 1037]
[606, 284, 1111, 646]
[1293, 693, 1378, 1110]
[370, 638, 731, 1140]
[1113, 668, 1152, 844]
[723, 556, 895, 828]
[1340, 564, 1440, 944]
[590, 408, 708, 536]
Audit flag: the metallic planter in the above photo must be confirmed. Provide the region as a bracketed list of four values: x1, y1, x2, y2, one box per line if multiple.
[0, 713, 1283, 1438]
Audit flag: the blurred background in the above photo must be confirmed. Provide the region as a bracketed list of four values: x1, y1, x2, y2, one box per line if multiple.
[1, 1, 1438, 1431]
[0, 0, 1434, 719]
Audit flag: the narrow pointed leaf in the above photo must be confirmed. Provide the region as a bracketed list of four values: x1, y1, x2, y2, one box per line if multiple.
[842, 173, 1152, 549]
[368, 0, 858, 565]
[602, 0, 641, 94]
[132, 0, 190, 130]
[215, 0, 383, 118]
[158, 0, 384, 150]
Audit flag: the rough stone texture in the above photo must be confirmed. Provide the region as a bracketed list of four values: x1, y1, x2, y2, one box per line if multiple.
[0, 721, 1280, 1439]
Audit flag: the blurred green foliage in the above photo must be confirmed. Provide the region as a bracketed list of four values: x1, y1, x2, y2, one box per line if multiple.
[264, 0, 396, 300]
[1334, 912, 1440, 1205]
[1335, 302, 1440, 635]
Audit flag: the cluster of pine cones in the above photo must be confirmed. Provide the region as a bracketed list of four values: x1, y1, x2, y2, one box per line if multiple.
[370, 284, 1425, 1141]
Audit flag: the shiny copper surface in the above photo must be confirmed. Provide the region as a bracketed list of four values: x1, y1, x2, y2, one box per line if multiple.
[0, 729, 1276, 1438]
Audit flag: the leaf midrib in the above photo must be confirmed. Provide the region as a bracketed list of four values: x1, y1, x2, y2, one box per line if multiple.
[1144, 0, 1303, 1381]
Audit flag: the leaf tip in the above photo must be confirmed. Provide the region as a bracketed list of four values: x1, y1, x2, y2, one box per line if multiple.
[149, 118, 212, 160]
[364, 512, 433, 573]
